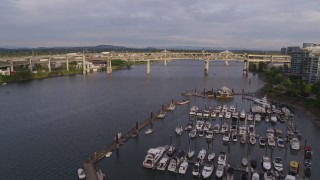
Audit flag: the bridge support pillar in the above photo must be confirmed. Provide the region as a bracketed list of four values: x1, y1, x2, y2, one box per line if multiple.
[10, 61, 14, 72]
[204, 60, 209, 76]
[48, 57, 51, 72]
[29, 59, 33, 72]
[66, 57, 69, 71]
[164, 59, 167, 66]
[107, 60, 112, 74]
[82, 54, 86, 74]
[147, 60, 151, 75]
[243, 60, 249, 75]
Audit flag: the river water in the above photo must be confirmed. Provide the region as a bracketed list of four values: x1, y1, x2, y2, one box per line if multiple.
[0, 60, 318, 179]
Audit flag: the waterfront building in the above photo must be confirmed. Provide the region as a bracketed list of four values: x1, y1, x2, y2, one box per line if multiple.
[302, 51, 320, 83]
[281, 46, 301, 55]
[290, 49, 309, 77]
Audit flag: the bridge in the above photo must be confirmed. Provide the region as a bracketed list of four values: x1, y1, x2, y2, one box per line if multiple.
[0, 50, 290, 75]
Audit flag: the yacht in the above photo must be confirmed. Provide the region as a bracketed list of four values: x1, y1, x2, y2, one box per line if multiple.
[223, 133, 231, 142]
[222, 105, 228, 112]
[197, 149, 206, 160]
[207, 152, 215, 161]
[232, 112, 239, 120]
[273, 157, 283, 172]
[189, 129, 197, 138]
[178, 161, 188, 174]
[268, 137, 276, 147]
[231, 132, 237, 142]
[213, 124, 220, 133]
[254, 113, 261, 122]
[189, 106, 198, 115]
[78, 168, 86, 179]
[285, 175, 296, 180]
[215, 164, 224, 178]
[242, 157, 248, 167]
[259, 137, 266, 147]
[196, 121, 204, 131]
[198, 130, 204, 137]
[203, 110, 210, 119]
[157, 155, 170, 170]
[290, 138, 300, 150]
[240, 134, 247, 144]
[206, 130, 214, 140]
[156, 111, 166, 119]
[249, 135, 256, 145]
[239, 125, 247, 135]
[215, 104, 222, 112]
[203, 122, 211, 132]
[167, 102, 175, 111]
[247, 113, 253, 121]
[225, 111, 231, 119]
[253, 96, 271, 108]
[217, 152, 227, 166]
[277, 138, 285, 148]
[145, 128, 153, 134]
[187, 148, 195, 159]
[221, 123, 229, 133]
[167, 157, 180, 172]
[229, 105, 236, 112]
[142, 146, 168, 168]
[239, 109, 246, 120]
[202, 163, 214, 178]
[175, 126, 183, 136]
[210, 111, 216, 119]
[270, 114, 277, 123]
[261, 156, 271, 171]
[192, 162, 200, 176]
[166, 144, 176, 156]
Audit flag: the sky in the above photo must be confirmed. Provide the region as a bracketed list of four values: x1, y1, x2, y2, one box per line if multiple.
[0, 0, 320, 49]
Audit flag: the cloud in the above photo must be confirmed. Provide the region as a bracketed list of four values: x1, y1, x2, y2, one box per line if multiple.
[0, 0, 320, 49]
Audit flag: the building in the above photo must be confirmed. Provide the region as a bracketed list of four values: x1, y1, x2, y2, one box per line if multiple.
[303, 43, 320, 48]
[281, 46, 300, 55]
[290, 50, 309, 76]
[302, 51, 320, 83]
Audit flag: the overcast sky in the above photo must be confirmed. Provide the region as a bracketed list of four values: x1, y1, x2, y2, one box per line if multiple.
[1, 0, 319, 49]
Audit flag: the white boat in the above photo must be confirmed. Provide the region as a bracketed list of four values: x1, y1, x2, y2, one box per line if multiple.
[265, 116, 270, 122]
[240, 134, 247, 144]
[208, 152, 215, 161]
[206, 130, 213, 139]
[142, 146, 168, 168]
[222, 105, 228, 112]
[203, 110, 210, 119]
[213, 124, 220, 133]
[261, 156, 271, 171]
[239, 125, 247, 135]
[225, 111, 231, 119]
[187, 149, 195, 159]
[202, 163, 214, 178]
[215, 105, 222, 112]
[253, 96, 271, 108]
[249, 135, 256, 145]
[229, 105, 236, 112]
[217, 152, 227, 166]
[247, 113, 253, 121]
[273, 157, 283, 172]
[166, 144, 176, 156]
[189, 106, 198, 115]
[240, 109, 246, 120]
[277, 138, 285, 148]
[268, 137, 276, 147]
[215, 164, 224, 178]
[167, 157, 180, 172]
[223, 133, 231, 142]
[114, 132, 122, 140]
[198, 130, 204, 137]
[221, 123, 229, 133]
[259, 137, 266, 147]
[252, 172, 259, 180]
[290, 138, 300, 150]
[176, 99, 190, 105]
[254, 113, 261, 122]
[242, 157, 248, 167]
[189, 129, 197, 138]
[167, 103, 175, 111]
[232, 112, 239, 119]
[270, 114, 277, 123]
[78, 168, 86, 179]
[218, 112, 224, 118]
[210, 111, 216, 119]
[192, 162, 200, 176]
[157, 156, 170, 170]
[203, 122, 211, 131]
[197, 149, 206, 160]
[196, 121, 204, 131]
[178, 161, 188, 174]
[157, 111, 166, 118]
[285, 175, 296, 180]
[96, 169, 106, 180]
[145, 128, 153, 134]
[175, 126, 183, 135]
[231, 132, 237, 142]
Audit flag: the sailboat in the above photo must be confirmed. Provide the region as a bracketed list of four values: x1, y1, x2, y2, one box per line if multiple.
[175, 106, 183, 135]
[224, 60, 229, 66]
[145, 122, 153, 134]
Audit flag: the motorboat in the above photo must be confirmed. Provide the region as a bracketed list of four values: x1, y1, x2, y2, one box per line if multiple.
[239, 109, 246, 120]
[187, 148, 195, 159]
[249, 135, 256, 145]
[289, 161, 299, 174]
[157, 155, 170, 170]
[196, 121, 204, 131]
[290, 138, 300, 150]
[207, 152, 215, 161]
[167, 157, 180, 172]
[261, 156, 271, 171]
[189, 106, 198, 115]
[277, 138, 285, 148]
[275, 128, 282, 137]
[225, 111, 231, 119]
[197, 148, 206, 160]
[222, 105, 228, 112]
[145, 128, 153, 134]
[185, 121, 193, 131]
[232, 112, 239, 120]
[157, 111, 166, 118]
[210, 111, 216, 119]
[202, 163, 214, 178]
[167, 102, 175, 111]
[229, 105, 236, 112]
[273, 157, 283, 172]
[254, 113, 261, 122]
[196, 109, 203, 118]
[218, 112, 224, 118]
[203, 122, 211, 131]
[270, 114, 277, 123]
[285, 175, 296, 180]
[287, 130, 294, 139]
[221, 123, 229, 133]
[142, 146, 168, 168]
[268, 137, 276, 147]
[213, 124, 220, 133]
[189, 129, 197, 138]
[248, 124, 255, 136]
[252, 172, 259, 180]
[265, 116, 270, 123]
[231, 132, 237, 142]
[217, 152, 227, 166]
[240, 134, 247, 144]
[247, 113, 253, 121]
[242, 157, 248, 167]
[230, 125, 237, 132]
[192, 162, 200, 176]
[206, 130, 214, 140]
[239, 125, 247, 135]
[176, 99, 190, 105]
[166, 144, 176, 156]
[198, 130, 204, 137]
[178, 161, 188, 174]
[78, 168, 86, 179]
[264, 172, 275, 180]
[175, 126, 183, 136]
[215, 164, 224, 178]
[253, 96, 271, 108]
[223, 133, 231, 142]
[203, 110, 210, 119]
[215, 104, 222, 112]
[259, 137, 266, 147]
